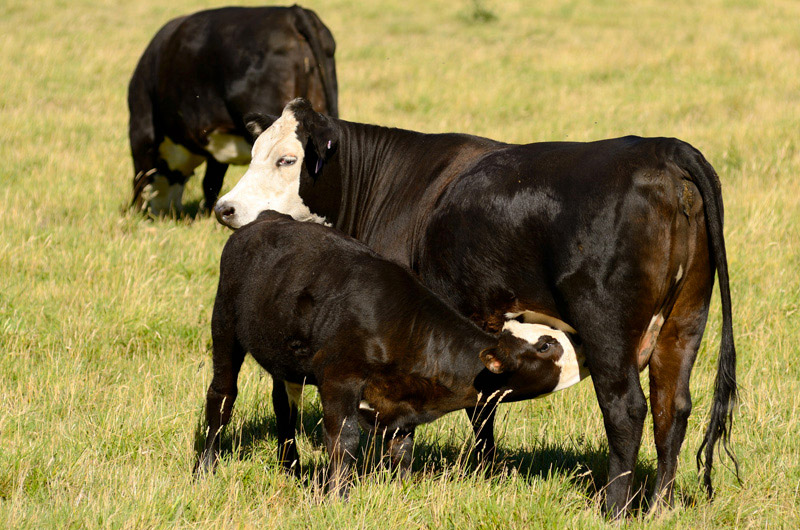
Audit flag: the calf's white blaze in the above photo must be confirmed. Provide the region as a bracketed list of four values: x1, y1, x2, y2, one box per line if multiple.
[502, 320, 589, 393]
[215, 107, 328, 228]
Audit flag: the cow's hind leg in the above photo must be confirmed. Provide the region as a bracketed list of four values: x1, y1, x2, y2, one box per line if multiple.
[273, 379, 302, 476]
[202, 159, 228, 212]
[197, 337, 246, 473]
[574, 314, 648, 517]
[592, 356, 648, 517]
[648, 259, 713, 509]
[647, 316, 705, 510]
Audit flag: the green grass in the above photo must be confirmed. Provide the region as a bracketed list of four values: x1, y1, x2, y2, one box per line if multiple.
[2, 0, 799, 527]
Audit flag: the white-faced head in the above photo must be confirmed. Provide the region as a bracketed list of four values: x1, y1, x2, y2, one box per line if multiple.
[495, 320, 589, 394]
[213, 99, 336, 229]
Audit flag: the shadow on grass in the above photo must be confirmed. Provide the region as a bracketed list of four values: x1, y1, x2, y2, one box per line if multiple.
[175, 199, 207, 220]
[192, 401, 696, 515]
[192, 397, 326, 464]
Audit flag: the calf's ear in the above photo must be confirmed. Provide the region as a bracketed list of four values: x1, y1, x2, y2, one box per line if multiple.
[244, 113, 279, 140]
[480, 347, 509, 374]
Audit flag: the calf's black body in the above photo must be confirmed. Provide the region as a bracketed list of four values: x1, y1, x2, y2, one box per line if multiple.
[199, 211, 565, 495]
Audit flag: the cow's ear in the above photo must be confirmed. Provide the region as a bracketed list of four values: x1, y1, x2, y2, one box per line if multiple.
[244, 113, 278, 140]
[311, 124, 338, 159]
[479, 347, 507, 374]
[306, 122, 338, 177]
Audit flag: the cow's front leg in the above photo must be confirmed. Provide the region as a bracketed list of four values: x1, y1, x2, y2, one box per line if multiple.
[319, 380, 361, 498]
[202, 158, 228, 212]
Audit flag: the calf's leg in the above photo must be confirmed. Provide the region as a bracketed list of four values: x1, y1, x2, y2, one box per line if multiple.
[387, 429, 415, 480]
[197, 337, 246, 473]
[273, 379, 302, 476]
[464, 405, 496, 463]
[318, 380, 361, 498]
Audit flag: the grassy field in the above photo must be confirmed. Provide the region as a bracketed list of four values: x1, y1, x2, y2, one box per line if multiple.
[2, 0, 799, 527]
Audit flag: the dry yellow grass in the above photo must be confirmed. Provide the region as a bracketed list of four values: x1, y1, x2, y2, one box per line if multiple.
[1, 0, 799, 527]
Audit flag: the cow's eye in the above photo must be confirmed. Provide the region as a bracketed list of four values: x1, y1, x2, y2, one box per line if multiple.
[277, 156, 297, 167]
[538, 341, 552, 353]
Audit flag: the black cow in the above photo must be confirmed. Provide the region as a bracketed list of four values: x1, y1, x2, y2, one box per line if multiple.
[128, 6, 337, 215]
[213, 99, 737, 516]
[197, 210, 579, 497]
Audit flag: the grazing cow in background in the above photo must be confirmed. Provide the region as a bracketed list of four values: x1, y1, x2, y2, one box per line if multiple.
[128, 5, 337, 215]
[214, 99, 738, 516]
[197, 210, 584, 497]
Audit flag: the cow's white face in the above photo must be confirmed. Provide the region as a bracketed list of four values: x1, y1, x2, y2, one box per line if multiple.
[214, 107, 327, 229]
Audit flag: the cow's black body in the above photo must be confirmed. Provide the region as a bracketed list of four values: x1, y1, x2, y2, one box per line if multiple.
[198, 211, 566, 496]
[128, 6, 337, 211]
[216, 100, 738, 515]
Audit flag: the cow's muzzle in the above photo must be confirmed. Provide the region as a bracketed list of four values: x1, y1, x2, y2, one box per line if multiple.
[214, 201, 237, 229]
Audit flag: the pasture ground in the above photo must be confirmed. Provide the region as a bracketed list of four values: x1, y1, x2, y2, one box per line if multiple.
[1, 0, 799, 527]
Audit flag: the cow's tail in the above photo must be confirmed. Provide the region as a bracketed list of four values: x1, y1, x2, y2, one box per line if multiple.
[291, 5, 339, 117]
[675, 142, 740, 499]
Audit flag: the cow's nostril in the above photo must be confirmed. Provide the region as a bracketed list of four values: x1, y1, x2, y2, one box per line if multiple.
[214, 202, 236, 224]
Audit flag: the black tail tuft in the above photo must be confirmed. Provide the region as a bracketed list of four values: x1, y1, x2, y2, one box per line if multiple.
[695, 326, 740, 498]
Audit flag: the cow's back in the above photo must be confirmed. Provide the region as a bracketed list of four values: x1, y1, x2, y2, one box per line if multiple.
[154, 8, 295, 141]
[417, 136, 700, 330]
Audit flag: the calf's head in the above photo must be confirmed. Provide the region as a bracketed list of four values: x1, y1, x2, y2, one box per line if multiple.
[478, 320, 587, 399]
[214, 98, 336, 229]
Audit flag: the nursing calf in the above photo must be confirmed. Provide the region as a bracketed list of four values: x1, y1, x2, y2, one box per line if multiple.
[197, 210, 582, 495]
